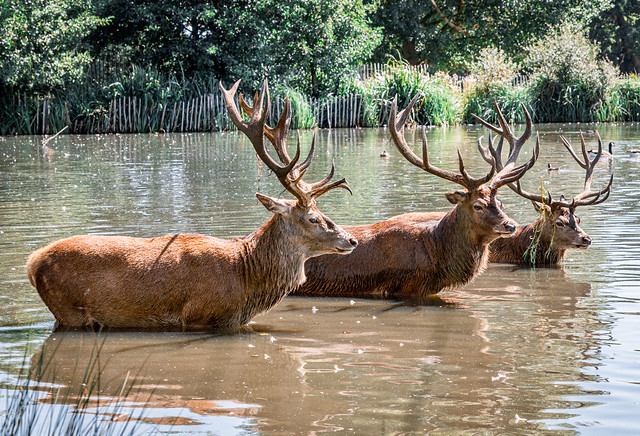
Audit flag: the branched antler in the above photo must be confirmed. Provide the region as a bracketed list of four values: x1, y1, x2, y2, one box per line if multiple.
[389, 96, 537, 191]
[220, 79, 351, 206]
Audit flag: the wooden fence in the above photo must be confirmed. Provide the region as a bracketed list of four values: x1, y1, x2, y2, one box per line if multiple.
[12, 61, 533, 136]
[21, 90, 376, 136]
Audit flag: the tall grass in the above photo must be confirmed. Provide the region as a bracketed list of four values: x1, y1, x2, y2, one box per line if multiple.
[612, 74, 640, 121]
[0, 337, 151, 436]
[463, 84, 532, 124]
[348, 56, 460, 127]
[2, 51, 640, 135]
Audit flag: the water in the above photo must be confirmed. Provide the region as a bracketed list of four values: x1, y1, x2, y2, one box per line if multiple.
[0, 124, 639, 434]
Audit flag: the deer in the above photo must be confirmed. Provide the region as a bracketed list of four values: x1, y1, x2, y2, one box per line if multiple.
[292, 96, 539, 298]
[25, 79, 358, 330]
[473, 113, 613, 266]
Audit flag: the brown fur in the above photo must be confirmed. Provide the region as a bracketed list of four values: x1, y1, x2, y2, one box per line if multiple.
[26, 198, 356, 330]
[489, 205, 590, 266]
[295, 187, 516, 298]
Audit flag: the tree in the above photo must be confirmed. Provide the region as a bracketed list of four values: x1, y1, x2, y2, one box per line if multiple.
[89, 0, 381, 96]
[0, 0, 107, 93]
[260, 0, 382, 96]
[589, 0, 640, 73]
[371, 0, 613, 72]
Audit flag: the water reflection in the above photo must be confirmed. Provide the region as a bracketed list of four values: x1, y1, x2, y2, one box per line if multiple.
[23, 265, 605, 434]
[1, 125, 639, 433]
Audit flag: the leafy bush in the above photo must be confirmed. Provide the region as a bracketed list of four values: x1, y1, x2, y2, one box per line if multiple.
[524, 23, 619, 122]
[611, 74, 640, 121]
[462, 47, 531, 124]
[350, 57, 461, 126]
[465, 47, 519, 95]
[463, 85, 532, 124]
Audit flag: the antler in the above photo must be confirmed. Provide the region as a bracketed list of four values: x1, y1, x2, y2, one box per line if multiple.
[472, 101, 539, 190]
[388, 95, 495, 190]
[220, 79, 351, 206]
[558, 131, 613, 208]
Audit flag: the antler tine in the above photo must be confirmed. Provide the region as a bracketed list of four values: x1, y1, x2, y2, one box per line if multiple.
[389, 94, 502, 188]
[477, 134, 503, 168]
[239, 91, 294, 165]
[473, 103, 536, 190]
[491, 132, 541, 190]
[559, 134, 588, 170]
[306, 159, 353, 199]
[572, 173, 613, 207]
[220, 79, 307, 202]
[418, 127, 468, 186]
[457, 147, 496, 188]
[220, 79, 280, 173]
[472, 102, 532, 168]
[388, 95, 424, 168]
[559, 130, 612, 209]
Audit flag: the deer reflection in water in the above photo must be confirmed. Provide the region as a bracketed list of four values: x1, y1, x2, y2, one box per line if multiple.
[27, 266, 608, 434]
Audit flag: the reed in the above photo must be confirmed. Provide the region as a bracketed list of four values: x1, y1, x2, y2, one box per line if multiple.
[0, 336, 150, 436]
[3, 56, 640, 135]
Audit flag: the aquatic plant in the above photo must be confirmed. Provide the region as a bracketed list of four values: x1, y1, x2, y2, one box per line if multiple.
[0, 337, 151, 436]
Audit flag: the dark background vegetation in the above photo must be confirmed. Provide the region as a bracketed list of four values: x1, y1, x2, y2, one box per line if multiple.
[0, 0, 639, 134]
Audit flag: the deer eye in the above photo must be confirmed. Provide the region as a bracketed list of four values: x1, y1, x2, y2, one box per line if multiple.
[473, 204, 484, 211]
[308, 217, 319, 224]
[555, 220, 565, 227]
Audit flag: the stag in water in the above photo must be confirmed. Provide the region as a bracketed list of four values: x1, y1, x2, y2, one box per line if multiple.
[476, 119, 613, 266]
[26, 79, 357, 330]
[294, 97, 539, 298]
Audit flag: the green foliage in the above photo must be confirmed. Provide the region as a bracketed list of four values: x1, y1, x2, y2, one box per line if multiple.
[589, 0, 640, 74]
[370, 0, 613, 72]
[0, 0, 107, 93]
[350, 57, 460, 126]
[463, 85, 532, 124]
[612, 74, 640, 120]
[525, 23, 619, 122]
[465, 47, 518, 94]
[262, 0, 382, 97]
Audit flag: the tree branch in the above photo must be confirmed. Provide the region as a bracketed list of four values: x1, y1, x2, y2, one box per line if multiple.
[429, 0, 469, 35]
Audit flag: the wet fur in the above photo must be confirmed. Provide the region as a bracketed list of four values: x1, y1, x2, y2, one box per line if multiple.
[489, 219, 565, 266]
[296, 207, 492, 298]
[27, 214, 311, 330]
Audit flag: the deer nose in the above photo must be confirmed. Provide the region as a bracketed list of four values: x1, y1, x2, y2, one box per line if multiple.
[349, 237, 358, 248]
[582, 235, 592, 246]
[503, 222, 516, 233]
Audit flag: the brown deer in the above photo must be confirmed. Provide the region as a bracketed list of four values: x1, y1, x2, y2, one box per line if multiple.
[475, 119, 613, 266]
[293, 96, 539, 298]
[25, 79, 357, 330]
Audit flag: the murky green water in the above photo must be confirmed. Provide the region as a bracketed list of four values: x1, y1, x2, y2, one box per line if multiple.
[1, 124, 639, 434]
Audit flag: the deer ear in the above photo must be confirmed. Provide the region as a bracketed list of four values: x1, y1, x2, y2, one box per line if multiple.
[256, 193, 292, 215]
[445, 191, 467, 205]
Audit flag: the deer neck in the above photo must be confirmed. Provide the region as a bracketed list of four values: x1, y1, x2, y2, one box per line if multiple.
[238, 215, 308, 321]
[518, 220, 565, 265]
[491, 219, 565, 266]
[432, 207, 490, 288]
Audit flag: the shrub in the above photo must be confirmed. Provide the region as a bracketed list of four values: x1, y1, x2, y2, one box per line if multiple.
[611, 74, 640, 121]
[524, 23, 619, 122]
[462, 47, 531, 124]
[350, 57, 461, 126]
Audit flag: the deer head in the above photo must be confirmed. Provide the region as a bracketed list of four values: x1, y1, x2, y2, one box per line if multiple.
[219, 79, 357, 256]
[476, 104, 612, 251]
[389, 96, 538, 244]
